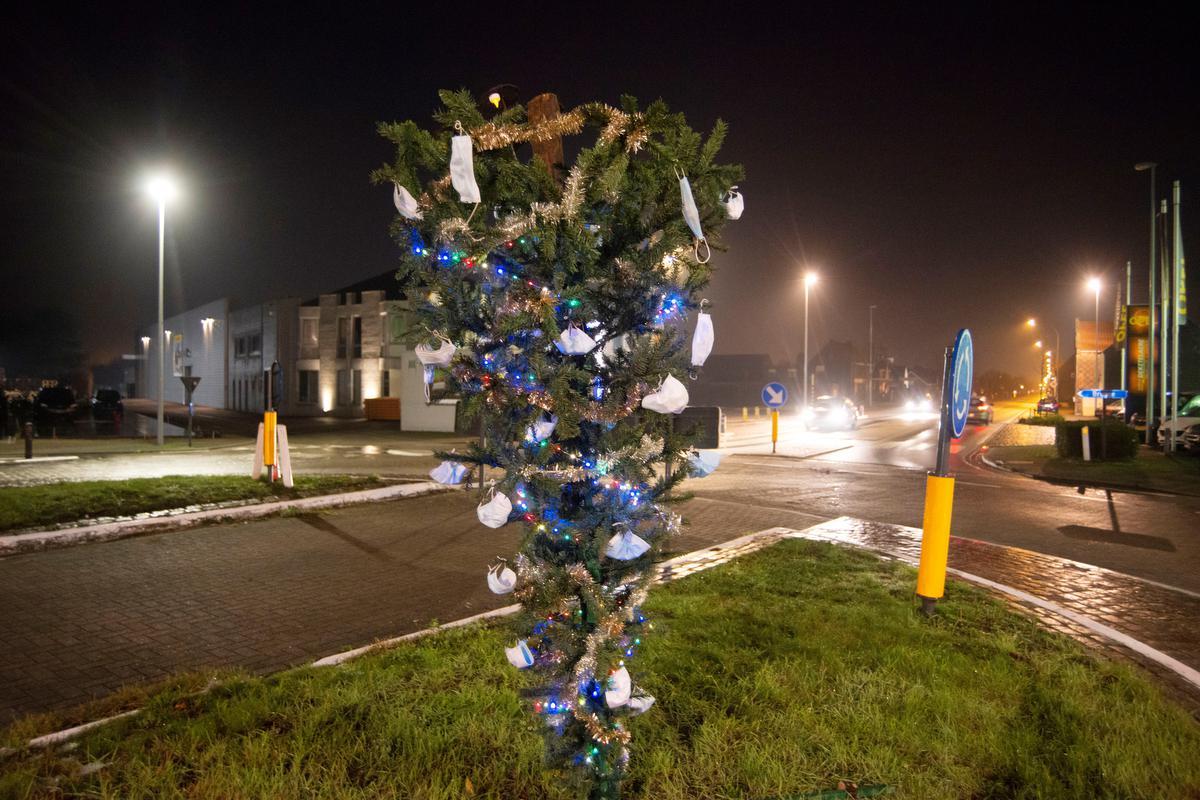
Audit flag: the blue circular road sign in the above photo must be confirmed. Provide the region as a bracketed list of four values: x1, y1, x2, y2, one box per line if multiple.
[949, 328, 974, 438]
[761, 382, 789, 408]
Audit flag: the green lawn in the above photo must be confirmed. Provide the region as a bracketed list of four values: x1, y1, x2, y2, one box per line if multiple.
[0, 475, 387, 532]
[2, 540, 1198, 799]
[987, 445, 1200, 496]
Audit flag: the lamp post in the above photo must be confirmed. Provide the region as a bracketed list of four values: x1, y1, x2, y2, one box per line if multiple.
[868, 304, 877, 407]
[145, 173, 178, 446]
[1135, 162, 1156, 444]
[1088, 276, 1102, 393]
[1026, 318, 1060, 396]
[803, 272, 818, 410]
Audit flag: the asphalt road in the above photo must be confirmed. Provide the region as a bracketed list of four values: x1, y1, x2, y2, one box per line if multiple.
[703, 402, 1200, 594]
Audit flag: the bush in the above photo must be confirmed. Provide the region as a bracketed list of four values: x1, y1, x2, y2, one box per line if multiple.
[1020, 414, 1065, 426]
[1055, 419, 1140, 460]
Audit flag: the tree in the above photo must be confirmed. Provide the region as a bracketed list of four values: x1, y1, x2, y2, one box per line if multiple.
[374, 90, 741, 798]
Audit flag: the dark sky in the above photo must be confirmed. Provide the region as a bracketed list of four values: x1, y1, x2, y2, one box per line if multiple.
[2, 3, 1196, 380]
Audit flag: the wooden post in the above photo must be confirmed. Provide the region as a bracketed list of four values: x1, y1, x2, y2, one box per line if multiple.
[526, 93, 565, 180]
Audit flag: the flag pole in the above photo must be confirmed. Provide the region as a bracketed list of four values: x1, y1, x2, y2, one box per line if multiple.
[1171, 181, 1182, 453]
[1160, 198, 1170, 452]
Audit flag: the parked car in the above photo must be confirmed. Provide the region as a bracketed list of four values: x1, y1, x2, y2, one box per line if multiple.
[1036, 396, 1059, 414]
[91, 389, 124, 422]
[803, 395, 859, 431]
[1181, 423, 1200, 455]
[967, 395, 994, 425]
[35, 386, 79, 430]
[1156, 393, 1200, 447]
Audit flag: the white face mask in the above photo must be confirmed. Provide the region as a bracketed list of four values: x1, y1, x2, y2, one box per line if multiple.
[605, 666, 632, 708]
[476, 490, 513, 528]
[526, 414, 558, 442]
[626, 694, 656, 715]
[393, 183, 423, 220]
[688, 449, 722, 477]
[691, 311, 714, 369]
[556, 325, 597, 355]
[429, 460, 468, 485]
[487, 563, 517, 595]
[449, 134, 481, 204]
[504, 639, 534, 669]
[641, 374, 689, 415]
[605, 529, 651, 561]
[415, 338, 456, 367]
[678, 171, 711, 264]
[721, 186, 744, 220]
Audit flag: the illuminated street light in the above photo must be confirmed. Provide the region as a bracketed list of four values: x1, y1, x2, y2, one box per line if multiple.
[1033, 340, 1043, 349]
[143, 171, 180, 446]
[802, 271, 819, 410]
[1087, 276, 1102, 393]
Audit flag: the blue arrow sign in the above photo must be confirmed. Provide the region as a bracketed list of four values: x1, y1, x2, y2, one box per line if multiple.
[761, 382, 788, 408]
[949, 329, 974, 438]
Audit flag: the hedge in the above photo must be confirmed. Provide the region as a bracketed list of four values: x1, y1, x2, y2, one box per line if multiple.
[1055, 419, 1140, 460]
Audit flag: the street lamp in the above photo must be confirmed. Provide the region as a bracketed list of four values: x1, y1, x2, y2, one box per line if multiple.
[1135, 162, 1157, 445]
[144, 171, 179, 446]
[803, 271, 818, 410]
[1026, 318, 1060, 396]
[1087, 276, 1102, 392]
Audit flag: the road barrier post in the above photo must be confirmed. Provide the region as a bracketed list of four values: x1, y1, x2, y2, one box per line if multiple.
[23, 422, 33, 459]
[771, 409, 779, 454]
[917, 330, 972, 616]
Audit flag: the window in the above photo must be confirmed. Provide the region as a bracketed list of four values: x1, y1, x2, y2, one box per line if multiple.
[352, 369, 362, 405]
[298, 370, 318, 404]
[352, 316, 362, 358]
[336, 369, 350, 406]
[300, 318, 318, 356]
[381, 369, 390, 397]
[235, 337, 246, 357]
[248, 333, 261, 356]
[389, 314, 405, 344]
[337, 318, 349, 358]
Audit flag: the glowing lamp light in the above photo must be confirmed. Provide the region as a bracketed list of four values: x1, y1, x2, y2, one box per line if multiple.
[144, 173, 179, 204]
[1026, 318, 1036, 327]
[488, 92, 502, 108]
[1087, 276, 1101, 293]
[805, 272, 819, 287]
[141, 336, 151, 349]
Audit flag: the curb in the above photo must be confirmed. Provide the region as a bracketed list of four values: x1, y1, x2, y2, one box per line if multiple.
[0, 481, 455, 557]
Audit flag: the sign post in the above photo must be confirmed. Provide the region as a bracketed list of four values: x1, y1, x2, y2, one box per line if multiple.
[917, 328, 972, 615]
[178, 376, 201, 447]
[761, 382, 788, 454]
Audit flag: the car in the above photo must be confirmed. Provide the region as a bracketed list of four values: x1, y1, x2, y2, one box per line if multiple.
[903, 394, 934, 414]
[967, 395, 994, 425]
[1156, 393, 1200, 447]
[1036, 396, 1058, 414]
[1182, 423, 1200, 455]
[35, 386, 79, 431]
[803, 395, 859, 430]
[91, 389, 124, 422]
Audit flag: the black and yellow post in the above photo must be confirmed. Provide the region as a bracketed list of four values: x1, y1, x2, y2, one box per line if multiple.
[916, 345, 956, 615]
[771, 409, 779, 454]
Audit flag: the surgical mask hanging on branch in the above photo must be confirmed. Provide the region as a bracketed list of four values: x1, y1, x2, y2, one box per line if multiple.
[689, 299, 714, 379]
[676, 166, 710, 263]
[449, 122, 481, 204]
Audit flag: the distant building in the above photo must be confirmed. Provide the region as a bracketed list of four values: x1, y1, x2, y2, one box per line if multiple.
[1073, 318, 1114, 414]
[131, 270, 457, 431]
[689, 354, 777, 408]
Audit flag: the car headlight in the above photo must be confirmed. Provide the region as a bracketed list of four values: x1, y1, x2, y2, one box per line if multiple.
[919, 400, 933, 412]
[831, 408, 847, 423]
[904, 400, 915, 411]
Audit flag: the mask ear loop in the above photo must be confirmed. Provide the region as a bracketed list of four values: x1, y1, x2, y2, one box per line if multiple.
[694, 238, 711, 264]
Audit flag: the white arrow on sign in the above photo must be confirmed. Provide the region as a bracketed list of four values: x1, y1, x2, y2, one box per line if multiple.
[765, 385, 785, 405]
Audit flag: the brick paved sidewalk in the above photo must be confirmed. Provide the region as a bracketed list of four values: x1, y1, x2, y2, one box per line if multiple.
[0, 492, 819, 724]
[789, 516, 1200, 712]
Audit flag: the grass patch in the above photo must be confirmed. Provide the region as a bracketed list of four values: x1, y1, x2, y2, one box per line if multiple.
[2, 540, 1198, 798]
[1042, 453, 1200, 494]
[0, 474, 388, 532]
[1018, 413, 1065, 426]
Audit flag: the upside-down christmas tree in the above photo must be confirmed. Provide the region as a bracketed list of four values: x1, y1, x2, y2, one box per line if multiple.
[375, 90, 742, 798]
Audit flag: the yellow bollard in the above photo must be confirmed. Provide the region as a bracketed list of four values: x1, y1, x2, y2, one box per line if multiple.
[916, 474, 955, 610]
[771, 409, 779, 453]
[262, 411, 277, 469]
[754, 406, 761, 419]
[741, 406, 748, 421]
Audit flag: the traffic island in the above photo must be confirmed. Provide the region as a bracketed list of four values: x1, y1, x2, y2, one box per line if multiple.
[986, 444, 1200, 496]
[3, 538, 1197, 798]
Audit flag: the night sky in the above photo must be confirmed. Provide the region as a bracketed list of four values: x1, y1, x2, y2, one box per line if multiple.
[2, 4, 1196, 380]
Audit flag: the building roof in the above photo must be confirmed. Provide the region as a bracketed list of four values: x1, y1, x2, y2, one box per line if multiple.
[302, 269, 407, 306]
